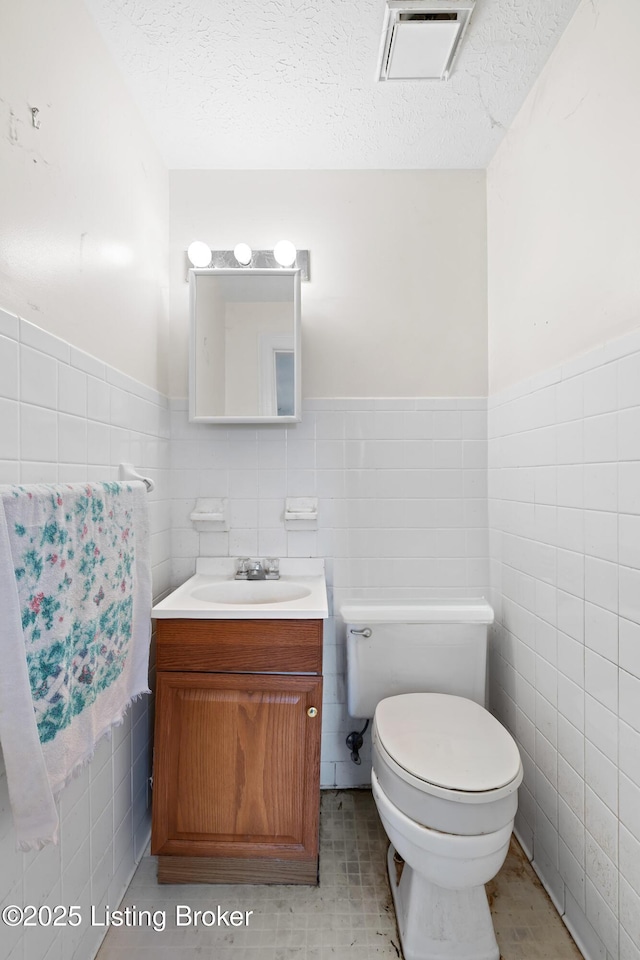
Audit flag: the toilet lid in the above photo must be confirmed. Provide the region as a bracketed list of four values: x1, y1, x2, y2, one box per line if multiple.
[374, 693, 521, 793]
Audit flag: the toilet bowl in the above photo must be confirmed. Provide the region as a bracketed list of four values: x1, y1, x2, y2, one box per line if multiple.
[341, 599, 522, 960]
[371, 693, 522, 960]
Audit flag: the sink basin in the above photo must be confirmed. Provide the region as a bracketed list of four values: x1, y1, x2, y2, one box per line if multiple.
[151, 558, 328, 620]
[191, 580, 312, 605]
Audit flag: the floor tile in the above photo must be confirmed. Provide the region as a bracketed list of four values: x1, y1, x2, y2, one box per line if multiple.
[96, 790, 582, 959]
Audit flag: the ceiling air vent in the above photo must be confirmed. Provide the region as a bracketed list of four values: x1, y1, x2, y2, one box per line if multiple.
[377, 0, 475, 81]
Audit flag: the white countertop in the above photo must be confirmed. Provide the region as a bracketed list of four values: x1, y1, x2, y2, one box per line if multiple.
[152, 558, 328, 620]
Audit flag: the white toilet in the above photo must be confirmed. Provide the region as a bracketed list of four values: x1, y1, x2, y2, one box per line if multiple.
[341, 599, 523, 960]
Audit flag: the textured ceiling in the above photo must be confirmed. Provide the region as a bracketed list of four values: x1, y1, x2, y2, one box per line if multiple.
[83, 0, 581, 169]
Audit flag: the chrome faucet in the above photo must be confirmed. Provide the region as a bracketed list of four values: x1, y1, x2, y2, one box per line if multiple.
[246, 560, 266, 580]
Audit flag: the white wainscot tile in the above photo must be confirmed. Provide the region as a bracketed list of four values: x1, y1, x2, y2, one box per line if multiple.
[58, 363, 87, 418]
[402, 440, 434, 470]
[0, 398, 19, 460]
[585, 602, 618, 663]
[21, 405, 57, 462]
[20, 345, 57, 409]
[620, 513, 640, 569]
[620, 828, 640, 929]
[620, 925, 640, 960]
[462, 440, 487, 468]
[620, 721, 640, 789]
[558, 632, 584, 685]
[536, 768, 558, 829]
[558, 674, 585, 731]
[559, 797, 585, 864]
[87, 376, 111, 423]
[620, 617, 640, 681]
[58, 414, 88, 465]
[620, 773, 640, 845]
[556, 507, 584, 554]
[257, 528, 287, 557]
[228, 528, 258, 557]
[229, 499, 258, 529]
[0, 461, 19, 483]
[584, 463, 617, 512]
[0, 307, 19, 340]
[556, 375, 584, 423]
[620, 565, 640, 626]
[434, 440, 463, 469]
[535, 580, 557, 627]
[585, 876, 618, 956]
[583, 362, 618, 417]
[585, 741, 618, 815]
[535, 617, 557, 664]
[558, 713, 584, 777]
[620, 670, 640, 735]
[585, 557, 618, 614]
[534, 465, 556, 504]
[619, 407, 640, 461]
[535, 656, 558, 707]
[585, 786, 618, 863]
[0, 335, 19, 401]
[87, 422, 111, 465]
[557, 464, 584, 508]
[433, 410, 462, 439]
[584, 413, 617, 464]
[227, 469, 258, 498]
[461, 409, 487, 439]
[557, 549, 584, 598]
[585, 649, 618, 713]
[557, 591, 584, 643]
[20, 318, 69, 362]
[618, 352, 640, 409]
[559, 841, 586, 911]
[584, 510, 618, 563]
[315, 440, 344, 471]
[556, 420, 584, 465]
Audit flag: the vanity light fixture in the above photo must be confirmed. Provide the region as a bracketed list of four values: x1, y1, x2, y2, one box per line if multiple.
[185, 245, 310, 281]
[187, 240, 212, 268]
[233, 243, 253, 265]
[273, 240, 297, 267]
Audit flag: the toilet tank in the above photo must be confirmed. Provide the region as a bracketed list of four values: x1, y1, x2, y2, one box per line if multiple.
[341, 599, 494, 718]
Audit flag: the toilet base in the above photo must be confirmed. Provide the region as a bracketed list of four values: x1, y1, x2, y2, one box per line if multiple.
[387, 845, 499, 960]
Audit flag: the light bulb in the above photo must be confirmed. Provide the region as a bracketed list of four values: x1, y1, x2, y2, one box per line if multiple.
[233, 243, 252, 265]
[187, 240, 212, 268]
[273, 240, 297, 267]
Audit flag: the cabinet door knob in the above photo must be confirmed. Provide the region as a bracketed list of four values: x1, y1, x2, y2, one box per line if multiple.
[307, 706, 318, 718]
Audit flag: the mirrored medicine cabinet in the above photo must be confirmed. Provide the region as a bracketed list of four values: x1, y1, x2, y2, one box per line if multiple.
[189, 268, 301, 423]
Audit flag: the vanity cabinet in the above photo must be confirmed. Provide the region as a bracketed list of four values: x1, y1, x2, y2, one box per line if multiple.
[151, 618, 323, 884]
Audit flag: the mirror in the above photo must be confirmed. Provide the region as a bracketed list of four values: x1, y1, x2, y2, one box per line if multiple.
[189, 268, 301, 423]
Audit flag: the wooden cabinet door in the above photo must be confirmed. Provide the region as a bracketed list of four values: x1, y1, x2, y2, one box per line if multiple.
[151, 672, 322, 860]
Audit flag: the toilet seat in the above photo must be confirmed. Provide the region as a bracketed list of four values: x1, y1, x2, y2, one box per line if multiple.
[373, 692, 522, 802]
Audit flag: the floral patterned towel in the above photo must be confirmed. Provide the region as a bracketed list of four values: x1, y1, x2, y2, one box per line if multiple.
[0, 481, 151, 850]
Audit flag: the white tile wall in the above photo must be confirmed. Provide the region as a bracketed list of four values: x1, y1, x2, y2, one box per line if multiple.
[0, 307, 171, 960]
[488, 329, 640, 960]
[169, 396, 489, 789]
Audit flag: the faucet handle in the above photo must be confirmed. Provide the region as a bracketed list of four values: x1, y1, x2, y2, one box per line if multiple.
[264, 557, 280, 580]
[235, 557, 250, 579]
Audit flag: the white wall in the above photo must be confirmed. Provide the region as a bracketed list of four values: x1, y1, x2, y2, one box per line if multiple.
[0, 307, 171, 960]
[487, 1, 640, 957]
[0, 0, 169, 393]
[0, 4, 171, 958]
[487, 0, 640, 395]
[488, 337, 640, 960]
[169, 170, 487, 400]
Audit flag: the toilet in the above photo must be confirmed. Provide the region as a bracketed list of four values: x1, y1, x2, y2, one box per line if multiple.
[341, 599, 523, 960]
